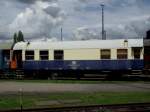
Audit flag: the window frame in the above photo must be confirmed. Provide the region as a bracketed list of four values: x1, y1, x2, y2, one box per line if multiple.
[117, 49, 128, 59]
[100, 49, 111, 59]
[133, 47, 141, 59]
[40, 50, 49, 60]
[54, 50, 64, 60]
[25, 50, 34, 60]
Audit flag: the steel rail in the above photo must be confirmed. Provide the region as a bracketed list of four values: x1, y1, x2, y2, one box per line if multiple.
[1, 102, 150, 112]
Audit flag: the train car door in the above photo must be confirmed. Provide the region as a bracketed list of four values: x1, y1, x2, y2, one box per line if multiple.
[2, 50, 10, 69]
[144, 46, 150, 69]
[11, 50, 22, 69]
[132, 47, 142, 59]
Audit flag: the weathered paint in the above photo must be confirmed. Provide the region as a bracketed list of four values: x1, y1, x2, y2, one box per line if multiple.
[14, 39, 143, 50]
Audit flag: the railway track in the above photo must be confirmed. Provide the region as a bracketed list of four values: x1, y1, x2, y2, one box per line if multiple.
[1, 103, 150, 112]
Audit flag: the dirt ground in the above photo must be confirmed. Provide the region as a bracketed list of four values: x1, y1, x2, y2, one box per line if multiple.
[0, 81, 150, 93]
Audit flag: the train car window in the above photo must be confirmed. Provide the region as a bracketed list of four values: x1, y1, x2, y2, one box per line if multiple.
[40, 51, 48, 60]
[117, 49, 128, 59]
[54, 50, 64, 60]
[133, 48, 141, 59]
[25, 51, 34, 60]
[100, 49, 111, 59]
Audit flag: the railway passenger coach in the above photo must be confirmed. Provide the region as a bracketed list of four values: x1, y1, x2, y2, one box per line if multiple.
[11, 39, 146, 78]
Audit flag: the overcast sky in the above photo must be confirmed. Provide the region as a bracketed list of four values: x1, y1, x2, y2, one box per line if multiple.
[0, 0, 150, 41]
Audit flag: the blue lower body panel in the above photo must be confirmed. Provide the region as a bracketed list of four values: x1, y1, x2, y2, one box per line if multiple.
[23, 60, 144, 71]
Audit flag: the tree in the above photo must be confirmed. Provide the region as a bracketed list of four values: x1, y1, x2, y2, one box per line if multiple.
[13, 33, 17, 43]
[18, 30, 24, 42]
[13, 30, 25, 43]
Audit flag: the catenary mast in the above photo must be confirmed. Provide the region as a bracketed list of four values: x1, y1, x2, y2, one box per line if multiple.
[101, 4, 106, 40]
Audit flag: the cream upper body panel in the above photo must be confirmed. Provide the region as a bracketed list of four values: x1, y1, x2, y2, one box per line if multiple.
[14, 39, 144, 61]
[64, 49, 100, 60]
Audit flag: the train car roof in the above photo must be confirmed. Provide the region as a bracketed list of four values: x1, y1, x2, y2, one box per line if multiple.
[13, 39, 143, 50]
[0, 42, 12, 50]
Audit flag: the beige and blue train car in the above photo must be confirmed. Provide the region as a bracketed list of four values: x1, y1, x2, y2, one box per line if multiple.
[13, 39, 144, 75]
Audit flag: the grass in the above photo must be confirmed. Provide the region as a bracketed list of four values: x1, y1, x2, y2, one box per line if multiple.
[1, 79, 149, 84]
[0, 92, 150, 109]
